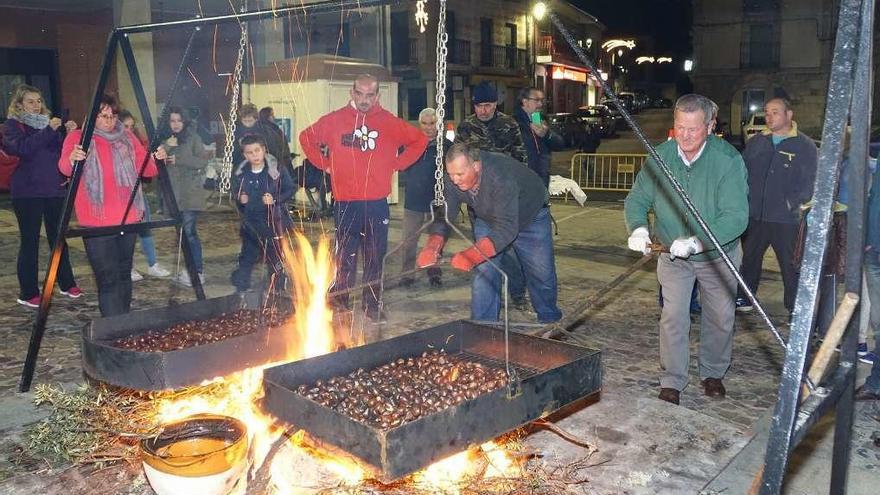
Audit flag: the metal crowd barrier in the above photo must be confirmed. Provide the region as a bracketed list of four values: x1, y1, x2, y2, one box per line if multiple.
[569, 153, 648, 192]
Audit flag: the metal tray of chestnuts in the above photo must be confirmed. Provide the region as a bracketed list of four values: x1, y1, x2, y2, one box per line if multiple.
[261, 319, 602, 481]
[82, 293, 293, 391]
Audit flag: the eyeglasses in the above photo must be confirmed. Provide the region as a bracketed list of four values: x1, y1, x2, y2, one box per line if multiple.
[527, 97, 545, 103]
[97, 113, 118, 121]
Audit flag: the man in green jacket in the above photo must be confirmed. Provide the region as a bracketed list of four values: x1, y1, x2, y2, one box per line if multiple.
[624, 94, 748, 405]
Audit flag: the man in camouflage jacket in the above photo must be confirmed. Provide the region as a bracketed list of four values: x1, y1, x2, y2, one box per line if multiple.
[454, 81, 527, 164]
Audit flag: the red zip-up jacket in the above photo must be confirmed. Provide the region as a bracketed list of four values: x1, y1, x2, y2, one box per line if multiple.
[299, 102, 427, 201]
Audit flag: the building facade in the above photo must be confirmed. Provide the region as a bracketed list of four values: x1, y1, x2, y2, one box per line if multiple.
[691, 0, 838, 139]
[389, 0, 604, 122]
[533, 3, 605, 112]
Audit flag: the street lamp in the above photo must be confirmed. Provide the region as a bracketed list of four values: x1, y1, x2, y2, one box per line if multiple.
[532, 2, 547, 20]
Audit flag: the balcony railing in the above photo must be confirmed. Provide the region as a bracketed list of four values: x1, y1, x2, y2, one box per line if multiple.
[479, 44, 527, 71]
[538, 35, 592, 66]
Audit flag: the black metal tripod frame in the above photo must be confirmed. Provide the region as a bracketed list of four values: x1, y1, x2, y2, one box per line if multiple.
[18, 0, 401, 393]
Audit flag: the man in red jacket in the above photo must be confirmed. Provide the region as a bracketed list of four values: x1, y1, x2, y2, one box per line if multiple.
[299, 74, 428, 321]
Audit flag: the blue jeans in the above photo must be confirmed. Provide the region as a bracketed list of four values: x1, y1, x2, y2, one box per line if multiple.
[863, 261, 880, 392]
[333, 200, 389, 310]
[138, 202, 158, 266]
[499, 250, 527, 299]
[471, 207, 562, 323]
[181, 210, 203, 273]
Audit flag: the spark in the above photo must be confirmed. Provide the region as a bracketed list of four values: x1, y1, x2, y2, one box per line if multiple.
[187, 67, 202, 88]
[212, 25, 219, 73]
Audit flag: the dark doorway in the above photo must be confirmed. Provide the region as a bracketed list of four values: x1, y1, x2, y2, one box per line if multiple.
[505, 23, 517, 69]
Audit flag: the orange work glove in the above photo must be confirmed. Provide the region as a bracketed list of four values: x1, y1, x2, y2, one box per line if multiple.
[450, 237, 496, 272]
[417, 234, 446, 267]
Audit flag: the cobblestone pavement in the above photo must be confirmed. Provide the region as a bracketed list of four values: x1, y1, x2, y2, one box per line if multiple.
[0, 182, 874, 492]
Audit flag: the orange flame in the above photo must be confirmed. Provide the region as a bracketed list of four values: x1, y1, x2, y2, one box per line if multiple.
[154, 232, 342, 487]
[281, 232, 336, 358]
[152, 232, 520, 492]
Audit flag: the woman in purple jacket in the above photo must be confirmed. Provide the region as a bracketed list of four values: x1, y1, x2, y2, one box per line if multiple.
[3, 84, 81, 307]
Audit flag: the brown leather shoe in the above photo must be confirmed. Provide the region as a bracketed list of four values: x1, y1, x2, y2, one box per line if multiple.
[658, 387, 680, 405]
[702, 378, 726, 398]
[855, 385, 880, 401]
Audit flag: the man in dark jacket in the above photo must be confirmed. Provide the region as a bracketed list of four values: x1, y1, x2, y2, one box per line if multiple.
[417, 142, 562, 324]
[400, 108, 452, 288]
[513, 87, 564, 187]
[735, 98, 818, 315]
[456, 81, 529, 309]
[230, 134, 295, 293]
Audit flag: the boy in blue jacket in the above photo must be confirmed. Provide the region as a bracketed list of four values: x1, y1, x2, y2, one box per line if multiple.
[230, 134, 294, 293]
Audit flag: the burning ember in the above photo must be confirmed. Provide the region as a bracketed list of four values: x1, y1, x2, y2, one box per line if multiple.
[267, 433, 524, 494]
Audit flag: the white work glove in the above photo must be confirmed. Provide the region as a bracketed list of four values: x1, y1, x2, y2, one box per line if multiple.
[627, 227, 652, 255]
[669, 236, 703, 259]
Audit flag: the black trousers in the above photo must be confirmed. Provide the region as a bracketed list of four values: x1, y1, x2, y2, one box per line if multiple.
[12, 197, 77, 299]
[83, 232, 136, 317]
[738, 219, 800, 312]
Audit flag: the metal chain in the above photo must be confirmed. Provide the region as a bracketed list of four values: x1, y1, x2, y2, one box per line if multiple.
[219, 14, 249, 194]
[432, 0, 449, 206]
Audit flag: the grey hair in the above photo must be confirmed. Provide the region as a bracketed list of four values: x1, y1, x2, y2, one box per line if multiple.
[445, 141, 481, 164]
[674, 94, 718, 124]
[418, 107, 437, 122]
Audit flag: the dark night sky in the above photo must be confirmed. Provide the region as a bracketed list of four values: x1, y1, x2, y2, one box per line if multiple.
[569, 0, 693, 57]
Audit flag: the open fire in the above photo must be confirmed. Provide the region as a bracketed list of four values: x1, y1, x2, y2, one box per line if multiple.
[148, 232, 523, 493]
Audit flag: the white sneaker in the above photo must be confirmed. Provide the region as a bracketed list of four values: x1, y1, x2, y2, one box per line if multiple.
[131, 269, 144, 282]
[175, 271, 192, 287]
[147, 263, 171, 278]
[175, 271, 205, 287]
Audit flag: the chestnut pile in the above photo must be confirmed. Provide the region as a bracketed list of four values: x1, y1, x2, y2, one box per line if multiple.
[110, 309, 289, 352]
[296, 350, 509, 429]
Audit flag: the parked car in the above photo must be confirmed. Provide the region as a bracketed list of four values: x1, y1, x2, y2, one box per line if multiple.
[617, 92, 640, 113]
[547, 113, 589, 149]
[602, 93, 636, 115]
[653, 97, 672, 108]
[601, 104, 625, 130]
[577, 105, 617, 138]
[633, 92, 651, 112]
[741, 111, 767, 146]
